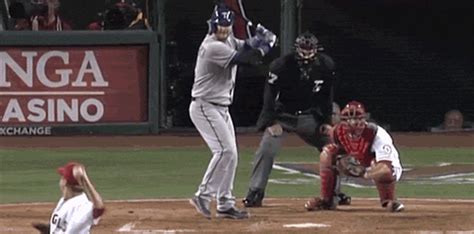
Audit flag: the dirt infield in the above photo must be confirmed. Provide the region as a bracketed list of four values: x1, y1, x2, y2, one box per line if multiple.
[1, 132, 473, 233]
[1, 198, 474, 233]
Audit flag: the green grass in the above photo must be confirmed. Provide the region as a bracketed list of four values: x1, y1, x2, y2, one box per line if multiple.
[1, 147, 473, 203]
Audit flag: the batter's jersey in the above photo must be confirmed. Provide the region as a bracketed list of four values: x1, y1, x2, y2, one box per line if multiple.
[191, 34, 245, 106]
[50, 193, 98, 234]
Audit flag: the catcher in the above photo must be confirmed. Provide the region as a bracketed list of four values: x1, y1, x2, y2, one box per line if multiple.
[305, 101, 405, 212]
[32, 162, 105, 233]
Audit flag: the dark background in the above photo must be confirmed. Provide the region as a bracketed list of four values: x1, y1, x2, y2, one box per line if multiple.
[6, 0, 472, 131]
[165, 0, 473, 131]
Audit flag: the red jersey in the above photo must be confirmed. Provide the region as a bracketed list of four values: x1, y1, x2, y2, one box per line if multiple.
[332, 122, 378, 167]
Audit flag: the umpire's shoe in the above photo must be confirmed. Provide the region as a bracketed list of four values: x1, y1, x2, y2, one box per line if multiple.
[242, 188, 264, 207]
[190, 196, 211, 219]
[216, 207, 250, 219]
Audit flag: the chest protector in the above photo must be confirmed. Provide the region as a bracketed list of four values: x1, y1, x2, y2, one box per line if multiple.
[334, 122, 378, 167]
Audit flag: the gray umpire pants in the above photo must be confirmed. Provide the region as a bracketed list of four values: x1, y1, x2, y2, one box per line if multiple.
[248, 113, 328, 190]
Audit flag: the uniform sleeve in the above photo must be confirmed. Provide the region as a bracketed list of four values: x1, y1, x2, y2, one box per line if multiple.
[255, 59, 283, 130]
[65, 203, 94, 234]
[371, 126, 399, 163]
[202, 41, 237, 68]
[234, 38, 246, 50]
[319, 53, 337, 124]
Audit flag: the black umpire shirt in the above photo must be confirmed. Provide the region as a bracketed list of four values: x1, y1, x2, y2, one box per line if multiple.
[256, 52, 336, 130]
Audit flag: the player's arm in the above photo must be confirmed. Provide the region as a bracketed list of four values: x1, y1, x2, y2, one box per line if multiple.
[230, 24, 277, 66]
[229, 45, 265, 66]
[256, 59, 282, 131]
[73, 165, 105, 219]
[319, 53, 337, 125]
[364, 126, 398, 180]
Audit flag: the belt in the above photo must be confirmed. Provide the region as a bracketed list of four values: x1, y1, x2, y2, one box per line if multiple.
[295, 110, 313, 116]
[191, 97, 229, 107]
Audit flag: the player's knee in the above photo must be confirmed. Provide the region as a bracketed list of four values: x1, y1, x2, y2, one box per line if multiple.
[256, 145, 278, 158]
[372, 162, 395, 183]
[221, 146, 238, 158]
[320, 147, 337, 168]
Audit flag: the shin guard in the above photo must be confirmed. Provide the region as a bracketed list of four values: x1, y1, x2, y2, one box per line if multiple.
[374, 172, 396, 206]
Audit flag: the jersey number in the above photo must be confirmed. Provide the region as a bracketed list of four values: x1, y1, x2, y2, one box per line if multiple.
[313, 80, 324, 92]
[268, 72, 278, 84]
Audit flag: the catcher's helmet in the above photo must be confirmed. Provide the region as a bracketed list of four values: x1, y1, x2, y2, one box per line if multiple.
[341, 101, 368, 135]
[341, 101, 367, 120]
[295, 32, 319, 64]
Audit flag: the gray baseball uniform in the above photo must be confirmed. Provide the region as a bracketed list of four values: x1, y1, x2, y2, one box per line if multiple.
[189, 33, 244, 211]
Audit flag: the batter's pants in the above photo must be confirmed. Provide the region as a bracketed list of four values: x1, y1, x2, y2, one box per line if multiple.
[189, 99, 238, 211]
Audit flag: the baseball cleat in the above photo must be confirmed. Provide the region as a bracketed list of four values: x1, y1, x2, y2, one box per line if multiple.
[382, 200, 405, 212]
[389, 201, 405, 212]
[190, 196, 211, 219]
[336, 193, 352, 205]
[305, 197, 337, 211]
[243, 188, 264, 207]
[216, 207, 250, 219]
[242, 198, 262, 208]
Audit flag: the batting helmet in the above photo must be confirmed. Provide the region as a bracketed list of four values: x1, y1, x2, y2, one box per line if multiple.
[295, 32, 319, 64]
[210, 5, 235, 33]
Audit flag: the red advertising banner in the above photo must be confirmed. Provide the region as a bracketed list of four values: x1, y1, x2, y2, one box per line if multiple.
[0, 46, 148, 125]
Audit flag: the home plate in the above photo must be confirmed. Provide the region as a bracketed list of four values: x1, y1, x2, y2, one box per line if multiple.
[283, 223, 330, 228]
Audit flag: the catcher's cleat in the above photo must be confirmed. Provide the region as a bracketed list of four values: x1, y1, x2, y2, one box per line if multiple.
[305, 197, 336, 211]
[190, 196, 211, 219]
[336, 193, 352, 205]
[216, 207, 250, 219]
[382, 200, 405, 212]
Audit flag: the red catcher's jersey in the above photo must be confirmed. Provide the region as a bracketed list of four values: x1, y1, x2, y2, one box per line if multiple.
[332, 122, 378, 167]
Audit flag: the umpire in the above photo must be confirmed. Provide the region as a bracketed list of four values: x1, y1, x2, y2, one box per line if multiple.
[243, 32, 345, 207]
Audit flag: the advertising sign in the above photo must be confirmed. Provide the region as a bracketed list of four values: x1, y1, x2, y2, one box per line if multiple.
[0, 46, 149, 129]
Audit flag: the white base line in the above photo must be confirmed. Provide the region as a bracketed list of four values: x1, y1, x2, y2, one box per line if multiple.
[1, 197, 473, 207]
[0, 91, 105, 96]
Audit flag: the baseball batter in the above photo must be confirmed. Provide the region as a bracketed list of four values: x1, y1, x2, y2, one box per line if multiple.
[32, 162, 105, 234]
[305, 101, 404, 212]
[189, 4, 276, 219]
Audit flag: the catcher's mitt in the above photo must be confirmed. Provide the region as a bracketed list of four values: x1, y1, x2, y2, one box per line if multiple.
[336, 155, 366, 177]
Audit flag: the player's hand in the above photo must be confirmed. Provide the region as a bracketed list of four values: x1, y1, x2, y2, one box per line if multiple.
[336, 155, 366, 177]
[72, 164, 90, 186]
[32, 222, 50, 234]
[267, 123, 283, 137]
[319, 124, 333, 135]
[256, 24, 277, 47]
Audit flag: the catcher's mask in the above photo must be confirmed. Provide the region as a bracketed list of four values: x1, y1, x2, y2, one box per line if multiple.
[295, 32, 319, 64]
[341, 101, 368, 136]
[209, 5, 234, 40]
